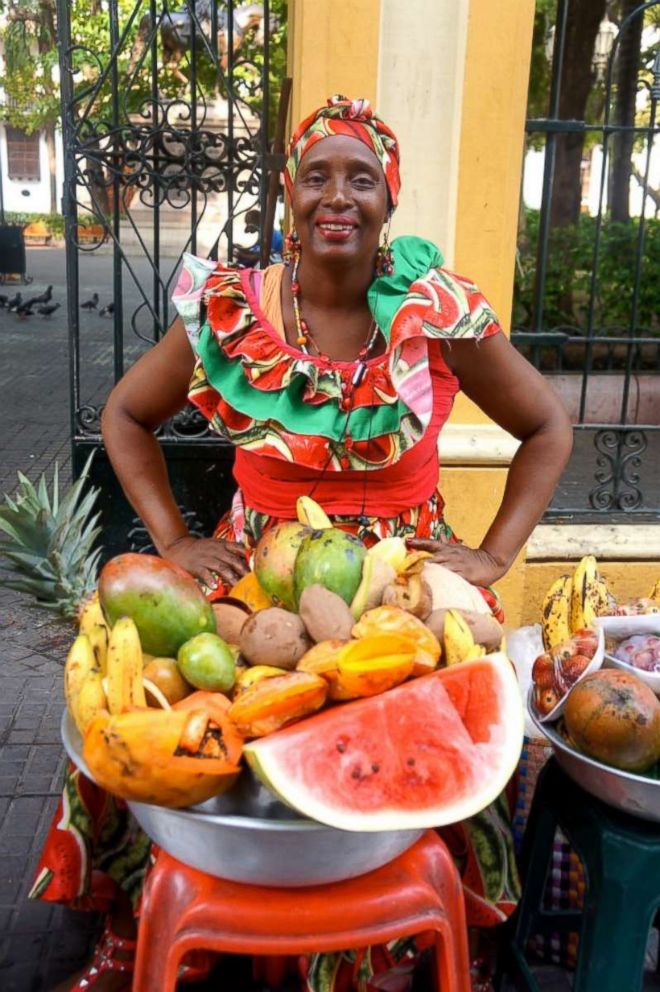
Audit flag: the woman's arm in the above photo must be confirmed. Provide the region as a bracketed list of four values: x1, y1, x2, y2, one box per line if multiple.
[409, 333, 573, 586]
[101, 317, 248, 587]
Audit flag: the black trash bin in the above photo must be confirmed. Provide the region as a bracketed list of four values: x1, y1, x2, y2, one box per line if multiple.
[0, 224, 28, 281]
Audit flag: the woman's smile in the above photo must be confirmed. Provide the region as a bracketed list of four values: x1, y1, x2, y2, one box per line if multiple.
[315, 213, 358, 242]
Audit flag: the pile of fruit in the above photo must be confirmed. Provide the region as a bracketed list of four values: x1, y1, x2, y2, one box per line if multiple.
[63, 498, 525, 828]
[530, 559, 660, 779]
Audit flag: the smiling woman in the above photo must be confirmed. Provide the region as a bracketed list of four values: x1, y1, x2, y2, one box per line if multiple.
[32, 96, 573, 992]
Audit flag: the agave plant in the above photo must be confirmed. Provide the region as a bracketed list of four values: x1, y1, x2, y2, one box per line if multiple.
[0, 454, 102, 620]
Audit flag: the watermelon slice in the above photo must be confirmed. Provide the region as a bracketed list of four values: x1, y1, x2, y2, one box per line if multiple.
[245, 653, 524, 832]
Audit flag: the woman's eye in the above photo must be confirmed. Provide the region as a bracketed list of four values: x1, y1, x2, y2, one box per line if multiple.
[303, 173, 325, 185]
[354, 176, 377, 188]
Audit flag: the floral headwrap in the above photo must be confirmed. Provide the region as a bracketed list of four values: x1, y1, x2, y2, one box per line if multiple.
[284, 95, 401, 208]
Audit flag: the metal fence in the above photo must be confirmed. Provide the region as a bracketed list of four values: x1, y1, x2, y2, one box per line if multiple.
[56, 0, 277, 552]
[512, 0, 659, 520]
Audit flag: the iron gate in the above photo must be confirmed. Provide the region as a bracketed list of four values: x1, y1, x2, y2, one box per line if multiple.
[512, 0, 659, 520]
[56, 0, 283, 554]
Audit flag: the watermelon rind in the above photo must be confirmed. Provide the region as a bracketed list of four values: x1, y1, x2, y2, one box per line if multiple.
[245, 653, 524, 832]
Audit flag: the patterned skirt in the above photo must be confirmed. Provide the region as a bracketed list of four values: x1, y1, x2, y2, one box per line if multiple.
[31, 488, 520, 990]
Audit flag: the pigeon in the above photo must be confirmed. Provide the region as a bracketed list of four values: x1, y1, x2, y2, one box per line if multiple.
[38, 302, 61, 317]
[7, 292, 22, 312]
[16, 303, 35, 319]
[80, 293, 99, 310]
[25, 284, 53, 308]
[98, 302, 115, 317]
[0, 294, 8, 308]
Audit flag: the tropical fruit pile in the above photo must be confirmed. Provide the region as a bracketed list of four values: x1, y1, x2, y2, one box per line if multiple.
[62, 497, 524, 827]
[531, 558, 660, 780]
[531, 557, 660, 718]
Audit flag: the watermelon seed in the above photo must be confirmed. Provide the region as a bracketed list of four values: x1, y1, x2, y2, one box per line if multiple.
[351, 766, 363, 780]
[406, 757, 415, 766]
[371, 763, 380, 773]
[336, 740, 347, 753]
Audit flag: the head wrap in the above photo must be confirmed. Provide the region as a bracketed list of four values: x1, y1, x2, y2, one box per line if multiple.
[284, 95, 401, 208]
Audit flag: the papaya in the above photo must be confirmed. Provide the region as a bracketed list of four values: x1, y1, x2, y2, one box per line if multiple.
[99, 553, 216, 657]
[83, 699, 243, 808]
[228, 671, 327, 738]
[297, 639, 354, 701]
[229, 572, 273, 612]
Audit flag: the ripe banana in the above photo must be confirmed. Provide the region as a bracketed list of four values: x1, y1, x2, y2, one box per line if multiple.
[443, 609, 475, 666]
[64, 635, 98, 713]
[73, 670, 107, 734]
[78, 591, 108, 636]
[650, 579, 660, 603]
[570, 555, 600, 633]
[296, 496, 332, 530]
[106, 617, 146, 714]
[465, 644, 488, 661]
[87, 624, 108, 676]
[541, 575, 572, 651]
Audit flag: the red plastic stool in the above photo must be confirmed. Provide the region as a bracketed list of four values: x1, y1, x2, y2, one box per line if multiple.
[133, 830, 471, 992]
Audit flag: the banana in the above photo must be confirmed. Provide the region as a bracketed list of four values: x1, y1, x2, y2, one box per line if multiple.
[78, 591, 108, 636]
[73, 670, 107, 734]
[296, 496, 332, 530]
[87, 623, 108, 676]
[465, 644, 488, 661]
[106, 617, 146, 715]
[541, 575, 572, 651]
[594, 575, 612, 616]
[571, 556, 600, 633]
[64, 635, 97, 714]
[443, 609, 475, 666]
[649, 579, 660, 604]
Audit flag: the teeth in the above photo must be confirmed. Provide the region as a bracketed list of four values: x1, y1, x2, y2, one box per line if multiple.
[320, 224, 352, 231]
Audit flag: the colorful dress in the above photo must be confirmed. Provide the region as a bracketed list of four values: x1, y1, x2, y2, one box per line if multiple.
[31, 237, 520, 990]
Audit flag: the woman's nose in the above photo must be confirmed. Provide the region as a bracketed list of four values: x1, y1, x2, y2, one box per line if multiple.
[323, 175, 351, 206]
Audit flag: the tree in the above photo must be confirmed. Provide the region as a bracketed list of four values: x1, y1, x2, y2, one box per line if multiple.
[609, 1, 646, 221]
[549, 0, 608, 227]
[1, 0, 59, 212]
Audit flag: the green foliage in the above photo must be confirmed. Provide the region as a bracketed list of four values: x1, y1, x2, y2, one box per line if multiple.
[4, 211, 65, 237]
[514, 209, 660, 333]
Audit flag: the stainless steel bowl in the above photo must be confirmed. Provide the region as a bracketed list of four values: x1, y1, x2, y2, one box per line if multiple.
[60, 710, 423, 886]
[528, 694, 660, 823]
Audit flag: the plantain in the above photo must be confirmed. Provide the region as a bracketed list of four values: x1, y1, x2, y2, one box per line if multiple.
[78, 590, 108, 636]
[570, 555, 600, 633]
[87, 623, 108, 676]
[73, 669, 107, 734]
[296, 496, 332, 530]
[106, 617, 146, 715]
[443, 609, 475, 666]
[64, 635, 97, 715]
[541, 574, 572, 651]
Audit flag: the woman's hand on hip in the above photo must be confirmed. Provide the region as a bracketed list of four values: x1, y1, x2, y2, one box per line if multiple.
[407, 538, 506, 588]
[163, 535, 249, 589]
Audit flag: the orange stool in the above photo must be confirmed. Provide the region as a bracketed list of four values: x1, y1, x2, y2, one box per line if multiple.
[133, 830, 471, 992]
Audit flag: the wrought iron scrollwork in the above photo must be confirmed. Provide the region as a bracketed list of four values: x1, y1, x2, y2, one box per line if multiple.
[590, 428, 648, 512]
[127, 507, 207, 553]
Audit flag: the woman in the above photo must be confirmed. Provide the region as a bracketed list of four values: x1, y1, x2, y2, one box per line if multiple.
[35, 96, 572, 992]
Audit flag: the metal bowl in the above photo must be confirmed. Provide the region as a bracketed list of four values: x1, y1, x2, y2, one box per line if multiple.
[528, 694, 660, 823]
[60, 710, 423, 886]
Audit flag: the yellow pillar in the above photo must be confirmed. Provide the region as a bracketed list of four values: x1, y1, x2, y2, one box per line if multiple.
[287, 0, 381, 131]
[442, 0, 535, 620]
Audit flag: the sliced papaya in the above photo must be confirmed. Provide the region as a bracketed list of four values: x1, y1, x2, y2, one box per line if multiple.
[337, 634, 416, 697]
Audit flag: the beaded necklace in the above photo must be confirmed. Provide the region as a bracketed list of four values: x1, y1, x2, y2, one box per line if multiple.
[289, 252, 381, 362]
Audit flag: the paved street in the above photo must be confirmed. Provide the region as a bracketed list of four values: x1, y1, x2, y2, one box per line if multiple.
[0, 247, 658, 991]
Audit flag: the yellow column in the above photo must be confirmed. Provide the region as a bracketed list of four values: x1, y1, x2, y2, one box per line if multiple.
[287, 0, 381, 130]
[442, 0, 535, 621]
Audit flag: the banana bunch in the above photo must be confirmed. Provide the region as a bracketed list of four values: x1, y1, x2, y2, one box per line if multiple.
[541, 556, 609, 651]
[443, 609, 488, 666]
[78, 590, 108, 637]
[64, 634, 107, 735]
[65, 617, 148, 734]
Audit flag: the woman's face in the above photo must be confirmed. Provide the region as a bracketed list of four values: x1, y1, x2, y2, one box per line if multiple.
[291, 135, 389, 268]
